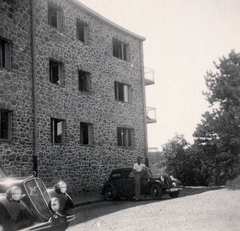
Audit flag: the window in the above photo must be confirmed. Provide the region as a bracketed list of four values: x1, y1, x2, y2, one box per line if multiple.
[48, 3, 63, 30]
[49, 59, 63, 85]
[114, 81, 131, 103]
[51, 118, 65, 144]
[117, 127, 133, 147]
[113, 38, 129, 61]
[76, 19, 88, 43]
[0, 110, 12, 141]
[80, 122, 93, 145]
[0, 38, 11, 69]
[78, 70, 90, 92]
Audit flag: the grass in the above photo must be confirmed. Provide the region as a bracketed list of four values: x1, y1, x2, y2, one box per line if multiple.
[226, 175, 240, 190]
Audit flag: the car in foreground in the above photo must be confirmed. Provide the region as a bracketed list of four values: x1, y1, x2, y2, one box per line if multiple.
[101, 167, 183, 201]
[0, 167, 75, 231]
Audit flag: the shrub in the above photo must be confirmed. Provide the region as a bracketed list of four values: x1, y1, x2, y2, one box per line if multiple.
[226, 175, 240, 190]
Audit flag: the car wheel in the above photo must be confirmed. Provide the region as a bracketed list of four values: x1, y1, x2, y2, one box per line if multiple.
[104, 186, 116, 201]
[169, 191, 179, 198]
[151, 184, 162, 200]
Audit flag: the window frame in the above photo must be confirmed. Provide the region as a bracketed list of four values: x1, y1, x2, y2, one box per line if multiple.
[0, 109, 12, 141]
[114, 81, 132, 103]
[80, 122, 93, 145]
[113, 38, 129, 61]
[0, 38, 11, 69]
[49, 59, 63, 86]
[51, 118, 65, 144]
[117, 127, 134, 147]
[76, 19, 88, 44]
[48, 3, 63, 31]
[78, 70, 90, 92]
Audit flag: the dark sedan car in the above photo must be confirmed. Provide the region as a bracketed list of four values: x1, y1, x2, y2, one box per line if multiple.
[101, 167, 183, 201]
[0, 167, 75, 231]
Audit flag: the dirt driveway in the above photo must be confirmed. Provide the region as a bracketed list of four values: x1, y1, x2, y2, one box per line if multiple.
[69, 188, 240, 231]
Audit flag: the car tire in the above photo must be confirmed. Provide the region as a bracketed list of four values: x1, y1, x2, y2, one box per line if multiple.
[150, 184, 162, 200]
[104, 185, 117, 201]
[169, 191, 179, 198]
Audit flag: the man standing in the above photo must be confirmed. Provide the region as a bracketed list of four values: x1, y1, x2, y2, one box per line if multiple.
[133, 156, 146, 200]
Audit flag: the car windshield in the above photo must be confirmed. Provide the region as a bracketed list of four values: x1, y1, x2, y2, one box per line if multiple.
[0, 168, 7, 179]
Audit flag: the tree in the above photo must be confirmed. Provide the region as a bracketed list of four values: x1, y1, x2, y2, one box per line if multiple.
[162, 134, 210, 186]
[162, 134, 191, 184]
[194, 50, 240, 183]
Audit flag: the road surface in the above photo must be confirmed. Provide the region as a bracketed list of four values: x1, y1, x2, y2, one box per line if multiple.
[68, 188, 240, 231]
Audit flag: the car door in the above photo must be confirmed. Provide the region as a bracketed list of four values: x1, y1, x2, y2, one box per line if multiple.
[117, 170, 135, 198]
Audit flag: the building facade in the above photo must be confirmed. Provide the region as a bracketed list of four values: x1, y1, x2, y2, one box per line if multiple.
[0, 0, 155, 192]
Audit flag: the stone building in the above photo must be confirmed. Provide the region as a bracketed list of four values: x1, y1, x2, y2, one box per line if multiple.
[0, 0, 155, 192]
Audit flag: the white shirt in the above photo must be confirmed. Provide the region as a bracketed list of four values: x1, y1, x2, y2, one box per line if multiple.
[133, 163, 145, 172]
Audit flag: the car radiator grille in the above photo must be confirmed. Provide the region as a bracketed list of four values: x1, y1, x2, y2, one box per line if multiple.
[164, 175, 172, 188]
[24, 178, 52, 220]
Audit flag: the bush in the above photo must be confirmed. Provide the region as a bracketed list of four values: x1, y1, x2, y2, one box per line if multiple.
[226, 175, 240, 190]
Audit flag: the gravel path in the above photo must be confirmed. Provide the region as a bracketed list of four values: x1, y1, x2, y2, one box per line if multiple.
[68, 188, 240, 231]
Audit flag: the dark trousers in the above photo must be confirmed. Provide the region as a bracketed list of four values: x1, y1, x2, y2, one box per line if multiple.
[134, 172, 141, 199]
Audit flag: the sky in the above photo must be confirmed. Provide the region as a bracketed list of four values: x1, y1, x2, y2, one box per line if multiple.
[77, 0, 240, 150]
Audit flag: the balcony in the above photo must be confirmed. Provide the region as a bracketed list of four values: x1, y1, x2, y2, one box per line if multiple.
[144, 67, 155, 85]
[146, 106, 156, 123]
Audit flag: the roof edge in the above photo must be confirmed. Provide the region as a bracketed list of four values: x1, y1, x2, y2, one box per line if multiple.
[71, 0, 146, 41]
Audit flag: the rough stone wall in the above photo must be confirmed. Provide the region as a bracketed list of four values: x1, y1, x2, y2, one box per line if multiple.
[0, 0, 34, 177]
[0, 0, 147, 192]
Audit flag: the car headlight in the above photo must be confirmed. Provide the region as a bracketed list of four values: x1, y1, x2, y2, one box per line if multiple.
[54, 181, 67, 194]
[172, 182, 177, 187]
[6, 186, 22, 201]
[50, 197, 60, 212]
[59, 181, 67, 194]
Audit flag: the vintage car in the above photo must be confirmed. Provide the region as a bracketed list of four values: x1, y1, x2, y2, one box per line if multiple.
[101, 167, 183, 201]
[0, 167, 75, 231]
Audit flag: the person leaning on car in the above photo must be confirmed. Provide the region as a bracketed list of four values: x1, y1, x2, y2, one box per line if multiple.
[133, 156, 146, 200]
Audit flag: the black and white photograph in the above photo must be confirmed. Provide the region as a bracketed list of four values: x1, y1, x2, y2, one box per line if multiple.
[0, 0, 240, 230]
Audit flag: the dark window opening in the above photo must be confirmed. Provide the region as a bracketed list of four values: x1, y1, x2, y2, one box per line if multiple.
[77, 20, 88, 43]
[79, 70, 90, 92]
[80, 122, 92, 145]
[0, 38, 11, 69]
[51, 118, 65, 144]
[48, 4, 62, 30]
[48, 5, 58, 28]
[113, 39, 129, 61]
[114, 81, 131, 103]
[49, 59, 62, 85]
[0, 110, 11, 140]
[117, 127, 133, 147]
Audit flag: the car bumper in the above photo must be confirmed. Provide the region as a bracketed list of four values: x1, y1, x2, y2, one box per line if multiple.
[19, 214, 75, 231]
[166, 187, 183, 192]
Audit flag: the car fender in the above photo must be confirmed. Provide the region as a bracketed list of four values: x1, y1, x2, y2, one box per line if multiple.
[101, 183, 112, 195]
[0, 196, 34, 226]
[102, 184, 117, 195]
[47, 189, 74, 215]
[102, 183, 118, 199]
[150, 180, 165, 188]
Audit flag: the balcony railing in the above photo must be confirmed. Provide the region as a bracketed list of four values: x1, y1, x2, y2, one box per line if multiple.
[146, 106, 156, 123]
[144, 67, 155, 85]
